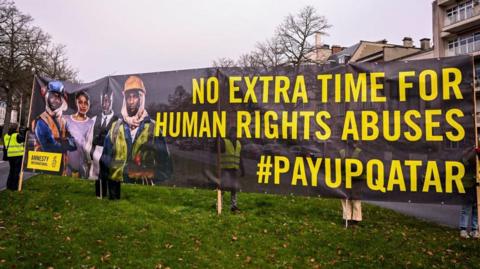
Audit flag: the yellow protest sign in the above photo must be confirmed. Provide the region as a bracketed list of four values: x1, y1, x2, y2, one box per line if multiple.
[26, 151, 62, 172]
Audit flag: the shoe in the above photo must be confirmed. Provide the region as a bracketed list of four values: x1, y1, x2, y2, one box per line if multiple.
[460, 230, 470, 239]
[470, 230, 480, 239]
[231, 206, 240, 213]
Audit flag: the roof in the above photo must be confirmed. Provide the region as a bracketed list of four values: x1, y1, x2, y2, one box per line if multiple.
[327, 42, 360, 62]
[328, 39, 424, 63]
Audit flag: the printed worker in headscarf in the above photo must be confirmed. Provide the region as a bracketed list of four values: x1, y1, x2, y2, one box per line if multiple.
[32, 81, 77, 175]
[99, 75, 173, 199]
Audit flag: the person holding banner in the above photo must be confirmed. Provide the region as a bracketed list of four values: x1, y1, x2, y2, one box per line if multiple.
[459, 147, 479, 239]
[32, 81, 77, 175]
[219, 127, 245, 212]
[99, 75, 173, 200]
[339, 138, 364, 226]
[65, 91, 94, 178]
[85, 89, 118, 198]
[3, 124, 26, 191]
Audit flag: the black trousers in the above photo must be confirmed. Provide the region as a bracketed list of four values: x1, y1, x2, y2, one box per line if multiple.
[7, 156, 23, 191]
[107, 179, 121, 200]
[95, 178, 108, 198]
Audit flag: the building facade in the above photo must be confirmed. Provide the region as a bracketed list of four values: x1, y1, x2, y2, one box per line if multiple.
[433, 0, 480, 59]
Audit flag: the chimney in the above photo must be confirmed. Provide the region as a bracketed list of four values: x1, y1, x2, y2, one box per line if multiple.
[331, 45, 342, 54]
[403, 37, 414, 48]
[315, 32, 323, 48]
[420, 38, 431, 50]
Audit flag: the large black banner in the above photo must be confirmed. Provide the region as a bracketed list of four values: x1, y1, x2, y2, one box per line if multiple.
[24, 56, 476, 204]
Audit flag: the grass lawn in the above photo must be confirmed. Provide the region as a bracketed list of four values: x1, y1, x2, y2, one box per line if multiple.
[0, 175, 479, 269]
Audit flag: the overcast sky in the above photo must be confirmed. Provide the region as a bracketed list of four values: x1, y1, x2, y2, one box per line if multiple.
[14, 0, 432, 82]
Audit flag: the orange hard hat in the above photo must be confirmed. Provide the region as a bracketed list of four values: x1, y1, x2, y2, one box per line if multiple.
[124, 76, 145, 93]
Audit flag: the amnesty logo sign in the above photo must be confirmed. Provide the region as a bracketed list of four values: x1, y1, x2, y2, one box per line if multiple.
[26, 151, 62, 172]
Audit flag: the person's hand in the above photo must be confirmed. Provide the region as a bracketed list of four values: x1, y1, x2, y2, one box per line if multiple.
[19, 126, 28, 135]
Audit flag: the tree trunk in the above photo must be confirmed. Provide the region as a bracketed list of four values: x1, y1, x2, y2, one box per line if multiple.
[2, 87, 16, 137]
[21, 94, 30, 127]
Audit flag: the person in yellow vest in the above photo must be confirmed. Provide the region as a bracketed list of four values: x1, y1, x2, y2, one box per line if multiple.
[99, 75, 173, 199]
[32, 81, 77, 175]
[339, 138, 364, 226]
[3, 124, 26, 191]
[219, 127, 245, 212]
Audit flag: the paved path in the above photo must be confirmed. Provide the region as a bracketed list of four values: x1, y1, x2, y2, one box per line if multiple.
[0, 149, 34, 191]
[368, 201, 460, 228]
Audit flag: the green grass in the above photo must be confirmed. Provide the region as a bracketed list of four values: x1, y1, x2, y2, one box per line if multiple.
[0, 175, 479, 269]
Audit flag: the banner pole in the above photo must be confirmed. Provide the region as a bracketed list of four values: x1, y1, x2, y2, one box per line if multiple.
[216, 69, 222, 215]
[18, 75, 37, 192]
[471, 57, 480, 232]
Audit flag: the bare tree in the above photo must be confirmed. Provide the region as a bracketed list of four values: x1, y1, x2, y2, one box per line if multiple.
[0, 1, 77, 132]
[0, 1, 34, 131]
[254, 37, 286, 69]
[276, 5, 330, 68]
[212, 57, 236, 68]
[212, 6, 330, 70]
[41, 44, 78, 81]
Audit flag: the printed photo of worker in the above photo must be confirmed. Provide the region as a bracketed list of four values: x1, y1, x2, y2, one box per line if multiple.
[99, 75, 173, 199]
[65, 91, 94, 178]
[85, 88, 118, 197]
[31, 81, 77, 175]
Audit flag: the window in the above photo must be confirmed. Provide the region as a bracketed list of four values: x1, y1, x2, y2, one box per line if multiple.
[446, 1, 475, 25]
[447, 31, 480, 55]
[445, 139, 461, 150]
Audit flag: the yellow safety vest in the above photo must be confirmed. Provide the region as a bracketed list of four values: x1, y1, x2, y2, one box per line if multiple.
[109, 120, 153, 181]
[221, 139, 241, 169]
[4, 133, 25, 157]
[339, 147, 362, 159]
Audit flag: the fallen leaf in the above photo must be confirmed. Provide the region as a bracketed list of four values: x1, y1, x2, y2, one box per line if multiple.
[101, 252, 111, 263]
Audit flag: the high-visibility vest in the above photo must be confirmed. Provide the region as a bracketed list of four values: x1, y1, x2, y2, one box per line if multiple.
[31, 112, 68, 175]
[221, 139, 241, 169]
[339, 147, 362, 159]
[109, 120, 153, 182]
[4, 133, 25, 157]
[32, 112, 66, 151]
